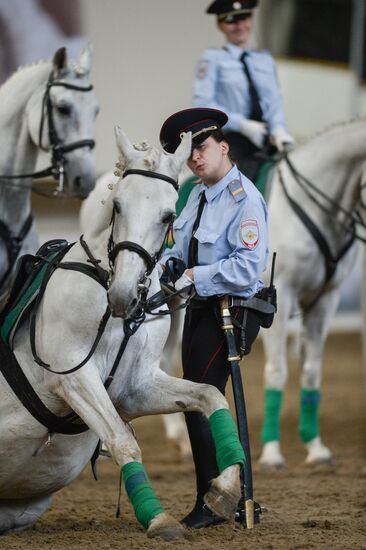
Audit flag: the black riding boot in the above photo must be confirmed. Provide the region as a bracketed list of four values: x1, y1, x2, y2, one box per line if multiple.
[181, 411, 225, 528]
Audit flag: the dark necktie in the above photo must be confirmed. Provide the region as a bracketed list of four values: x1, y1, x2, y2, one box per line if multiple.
[240, 52, 263, 122]
[187, 191, 207, 268]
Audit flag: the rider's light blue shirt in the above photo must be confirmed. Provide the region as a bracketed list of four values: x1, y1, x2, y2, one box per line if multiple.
[161, 164, 269, 298]
[192, 43, 287, 134]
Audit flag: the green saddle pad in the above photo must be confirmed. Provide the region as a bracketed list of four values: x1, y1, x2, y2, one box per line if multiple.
[0, 240, 70, 347]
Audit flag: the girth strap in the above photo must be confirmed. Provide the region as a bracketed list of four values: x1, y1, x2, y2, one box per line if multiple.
[0, 334, 88, 434]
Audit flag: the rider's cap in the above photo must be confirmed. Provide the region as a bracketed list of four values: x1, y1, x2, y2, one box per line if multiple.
[207, 0, 258, 22]
[160, 107, 228, 154]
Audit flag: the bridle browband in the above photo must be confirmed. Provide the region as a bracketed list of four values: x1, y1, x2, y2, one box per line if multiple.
[122, 169, 179, 191]
[0, 69, 95, 196]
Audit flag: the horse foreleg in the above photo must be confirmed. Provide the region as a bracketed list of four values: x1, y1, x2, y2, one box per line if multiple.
[54, 367, 185, 540]
[300, 289, 340, 466]
[126, 370, 243, 522]
[259, 284, 294, 470]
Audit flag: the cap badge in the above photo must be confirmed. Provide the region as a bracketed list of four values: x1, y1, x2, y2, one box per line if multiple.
[233, 2, 242, 10]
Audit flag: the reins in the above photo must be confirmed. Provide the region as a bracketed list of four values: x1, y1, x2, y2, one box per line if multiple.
[30, 167, 182, 377]
[277, 152, 364, 311]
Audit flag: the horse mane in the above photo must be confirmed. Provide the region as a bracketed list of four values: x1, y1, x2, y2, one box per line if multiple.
[0, 54, 89, 101]
[301, 117, 366, 146]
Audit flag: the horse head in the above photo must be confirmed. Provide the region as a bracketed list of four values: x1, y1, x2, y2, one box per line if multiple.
[107, 126, 191, 318]
[27, 45, 99, 198]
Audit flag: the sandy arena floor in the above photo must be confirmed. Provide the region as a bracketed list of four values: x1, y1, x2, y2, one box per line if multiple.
[1, 333, 366, 550]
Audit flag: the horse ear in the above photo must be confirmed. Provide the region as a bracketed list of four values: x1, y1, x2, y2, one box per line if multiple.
[53, 47, 67, 72]
[78, 43, 93, 75]
[114, 126, 137, 164]
[168, 132, 192, 177]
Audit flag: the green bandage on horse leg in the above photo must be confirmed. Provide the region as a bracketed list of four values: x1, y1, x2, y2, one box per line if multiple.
[209, 408, 245, 472]
[122, 461, 164, 529]
[299, 388, 320, 443]
[260, 388, 283, 444]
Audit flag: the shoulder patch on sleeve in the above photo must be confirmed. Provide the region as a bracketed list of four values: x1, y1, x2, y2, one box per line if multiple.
[228, 179, 247, 202]
[196, 60, 209, 80]
[240, 219, 259, 249]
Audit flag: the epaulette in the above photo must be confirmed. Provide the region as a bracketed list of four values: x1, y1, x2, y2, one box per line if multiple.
[228, 179, 246, 202]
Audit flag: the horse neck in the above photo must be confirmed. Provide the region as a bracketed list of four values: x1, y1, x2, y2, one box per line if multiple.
[0, 62, 51, 226]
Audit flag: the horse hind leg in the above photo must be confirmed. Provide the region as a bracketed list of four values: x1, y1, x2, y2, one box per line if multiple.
[159, 306, 191, 461]
[161, 413, 191, 460]
[0, 495, 52, 534]
[300, 289, 340, 466]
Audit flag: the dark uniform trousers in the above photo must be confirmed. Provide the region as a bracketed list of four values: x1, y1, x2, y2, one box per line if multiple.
[182, 298, 260, 502]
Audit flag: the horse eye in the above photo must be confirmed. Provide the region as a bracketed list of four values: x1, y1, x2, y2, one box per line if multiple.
[162, 212, 175, 225]
[57, 104, 72, 116]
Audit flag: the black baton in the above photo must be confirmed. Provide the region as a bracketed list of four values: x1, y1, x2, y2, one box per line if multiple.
[219, 296, 260, 529]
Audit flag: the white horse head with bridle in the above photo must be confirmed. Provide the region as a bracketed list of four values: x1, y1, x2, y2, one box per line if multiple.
[0, 127, 246, 539]
[0, 45, 98, 304]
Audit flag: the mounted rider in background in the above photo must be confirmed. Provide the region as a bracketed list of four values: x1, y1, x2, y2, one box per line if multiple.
[192, 0, 295, 183]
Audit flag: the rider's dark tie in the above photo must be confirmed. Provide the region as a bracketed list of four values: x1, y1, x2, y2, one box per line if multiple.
[240, 51, 263, 122]
[188, 191, 207, 268]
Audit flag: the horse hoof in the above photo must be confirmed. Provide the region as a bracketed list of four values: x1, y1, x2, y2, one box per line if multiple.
[305, 437, 335, 466]
[147, 512, 186, 541]
[259, 441, 286, 471]
[203, 480, 239, 522]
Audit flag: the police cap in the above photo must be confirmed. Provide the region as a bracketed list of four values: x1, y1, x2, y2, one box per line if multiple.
[160, 108, 228, 154]
[206, 0, 258, 23]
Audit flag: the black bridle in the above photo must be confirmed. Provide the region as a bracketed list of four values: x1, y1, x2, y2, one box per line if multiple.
[30, 167, 179, 377]
[0, 69, 95, 196]
[0, 70, 95, 294]
[107, 168, 179, 303]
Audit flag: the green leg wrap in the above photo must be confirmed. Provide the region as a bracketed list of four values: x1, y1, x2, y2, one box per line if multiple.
[299, 388, 320, 443]
[260, 388, 283, 444]
[122, 461, 164, 529]
[209, 408, 245, 472]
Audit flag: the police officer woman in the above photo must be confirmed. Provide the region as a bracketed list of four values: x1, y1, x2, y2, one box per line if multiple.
[192, 0, 294, 181]
[159, 107, 269, 528]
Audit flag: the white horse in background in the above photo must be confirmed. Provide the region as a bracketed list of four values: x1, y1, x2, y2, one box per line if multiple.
[0, 129, 245, 540]
[259, 119, 366, 469]
[0, 45, 98, 306]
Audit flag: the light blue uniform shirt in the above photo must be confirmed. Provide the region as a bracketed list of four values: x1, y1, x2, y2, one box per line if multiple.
[161, 165, 269, 298]
[192, 43, 287, 134]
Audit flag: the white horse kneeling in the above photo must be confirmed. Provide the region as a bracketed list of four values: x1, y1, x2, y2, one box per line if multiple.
[0, 129, 244, 539]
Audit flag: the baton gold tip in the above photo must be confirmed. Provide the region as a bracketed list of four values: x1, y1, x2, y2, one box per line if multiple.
[245, 499, 254, 529]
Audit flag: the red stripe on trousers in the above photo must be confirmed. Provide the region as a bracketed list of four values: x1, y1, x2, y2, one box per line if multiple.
[199, 338, 226, 383]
